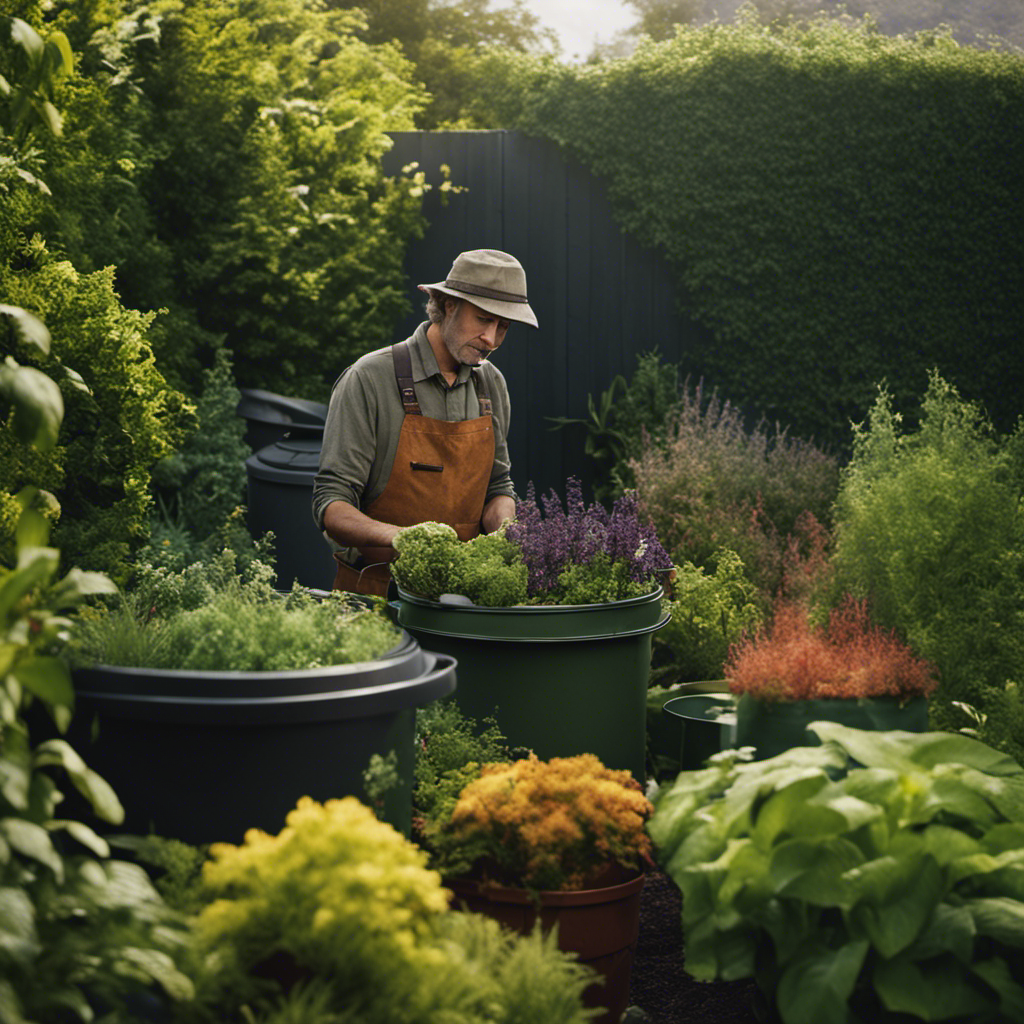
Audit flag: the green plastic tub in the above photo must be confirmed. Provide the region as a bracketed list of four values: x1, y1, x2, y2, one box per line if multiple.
[391, 586, 669, 782]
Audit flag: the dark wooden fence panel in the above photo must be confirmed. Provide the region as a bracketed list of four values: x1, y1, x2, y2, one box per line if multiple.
[383, 130, 710, 502]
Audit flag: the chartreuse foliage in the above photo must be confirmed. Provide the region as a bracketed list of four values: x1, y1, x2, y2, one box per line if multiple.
[649, 724, 1024, 1024]
[189, 796, 596, 1024]
[1, 255, 193, 581]
[468, 15, 1024, 450]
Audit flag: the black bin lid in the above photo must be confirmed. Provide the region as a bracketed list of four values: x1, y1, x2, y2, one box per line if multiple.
[246, 436, 322, 483]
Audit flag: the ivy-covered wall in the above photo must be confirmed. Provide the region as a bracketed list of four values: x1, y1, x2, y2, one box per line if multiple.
[469, 16, 1024, 450]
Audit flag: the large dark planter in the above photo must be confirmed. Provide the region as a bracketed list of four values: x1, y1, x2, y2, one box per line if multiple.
[70, 633, 456, 844]
[448, 873, 645, 1024]
[391, 587, 669, 782]
[735, 693, 931, 761]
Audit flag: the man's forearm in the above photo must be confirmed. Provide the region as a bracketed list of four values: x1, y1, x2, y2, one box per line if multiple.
[482, 494, 516, 534]
[323, 500, 401, 561]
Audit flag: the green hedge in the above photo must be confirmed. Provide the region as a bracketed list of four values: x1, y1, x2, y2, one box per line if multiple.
[469, 16, 1024, 450]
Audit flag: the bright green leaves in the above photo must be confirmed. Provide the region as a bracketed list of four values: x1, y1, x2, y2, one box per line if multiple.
[776, 938, 868, 1024]
[33, 740, 123, 826]
[2, 18, 73, 144]
[649, 727, 1024, 1022]
[0, 306, 61, 453]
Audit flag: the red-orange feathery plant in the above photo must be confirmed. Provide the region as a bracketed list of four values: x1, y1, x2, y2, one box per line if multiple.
[725, 596, 938, 702]
[432, 754, 653, 892]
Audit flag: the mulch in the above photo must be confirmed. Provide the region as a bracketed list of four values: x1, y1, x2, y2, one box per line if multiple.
[626, 871, 762, 1024]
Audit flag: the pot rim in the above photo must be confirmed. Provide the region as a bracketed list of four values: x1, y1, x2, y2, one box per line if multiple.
[445, 871, 646, 906]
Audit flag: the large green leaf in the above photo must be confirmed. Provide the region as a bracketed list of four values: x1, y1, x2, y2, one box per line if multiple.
[12, 657, 73, 710]
[0, 362, 64, 452]
[775, 939, 869, 1024]
[120, 947, 195, 1001]
[49, 819, 110, 858]
[810, 723, 1024, 778]
[0, 979, 27, 1024]
[0, 886, 38, 964]
[752, 774, 832, 847]
[0, 305, 51, 355]
[0, 548, 59, 618]
[0, 818, 62, 878]
[847, 855, 943, 958]
[770, 836, 865, 907]
[32, 740, 124, 825]
[900, 900, 976, 963]
[962, 897, 1024, 947]
[873, 954, 993, 1019]
[970, 957, 1024, 1020]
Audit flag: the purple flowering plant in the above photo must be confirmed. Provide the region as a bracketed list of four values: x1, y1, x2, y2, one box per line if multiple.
[506, 478, 673, 603]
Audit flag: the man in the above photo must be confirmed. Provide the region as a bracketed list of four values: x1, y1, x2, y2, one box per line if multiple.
[312, 248, 538, 595]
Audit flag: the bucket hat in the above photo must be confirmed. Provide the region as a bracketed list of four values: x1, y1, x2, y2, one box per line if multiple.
[418, 249, 538, 328]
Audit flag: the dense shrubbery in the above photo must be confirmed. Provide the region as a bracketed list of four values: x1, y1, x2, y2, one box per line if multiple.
[632, 376, 839, 601]
[11, 1, 436, 400]
[827, 372, 1024, 751]
[466, 15, 1024, 451]
[0, 255, 193, 580]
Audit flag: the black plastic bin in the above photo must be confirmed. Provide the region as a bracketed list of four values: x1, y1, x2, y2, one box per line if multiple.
[70, 633, 457, 843]
[246, 436, 334, 591]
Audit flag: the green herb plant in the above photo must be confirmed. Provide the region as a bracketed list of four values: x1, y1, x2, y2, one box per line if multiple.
[412, 699, 517, 843]
[391, 522, 529, 605]
[69, 547, 400, 672]
[651, 548, 764, 687]
[188, 795, 597, 1024]
[649, 724, 1024, 1024]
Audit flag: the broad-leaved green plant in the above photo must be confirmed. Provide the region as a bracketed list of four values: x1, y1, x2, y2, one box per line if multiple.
[649, 724, 1024, 1024]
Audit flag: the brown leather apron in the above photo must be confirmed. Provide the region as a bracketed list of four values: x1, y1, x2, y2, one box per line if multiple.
[332, 340, 496, 596]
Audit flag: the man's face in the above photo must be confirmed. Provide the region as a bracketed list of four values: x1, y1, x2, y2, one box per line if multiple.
[441, 299, 510, 367]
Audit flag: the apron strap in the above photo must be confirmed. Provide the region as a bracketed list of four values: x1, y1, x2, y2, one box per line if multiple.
[472, 366, 492, 416]
[392, 339, 494, 417]
[392, 341, 422, 415]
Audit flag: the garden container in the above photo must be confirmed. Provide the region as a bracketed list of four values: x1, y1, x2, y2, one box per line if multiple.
[235, 387, 328, 452]
[647, 680, 728, 777]
[662, 692, 738, 770]
[245, 435, 335, 591]
[69, 633, 456, 844]
[448, 873, 645, 1024]
[735, 693, 931, 761]
[391, 586, 668, 782]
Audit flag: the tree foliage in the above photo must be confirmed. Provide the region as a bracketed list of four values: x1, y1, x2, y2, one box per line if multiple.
[20, 0, 437, 398]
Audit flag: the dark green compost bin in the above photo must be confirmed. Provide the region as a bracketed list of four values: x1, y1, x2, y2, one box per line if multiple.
[70, 633, 456, 844]
[391, 586, 669, 782]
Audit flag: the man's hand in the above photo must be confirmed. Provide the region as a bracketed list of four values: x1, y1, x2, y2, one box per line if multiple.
[481, 494, 516, 534]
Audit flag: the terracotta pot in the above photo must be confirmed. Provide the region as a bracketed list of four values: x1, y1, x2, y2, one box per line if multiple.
[447, 873, 645, 1024]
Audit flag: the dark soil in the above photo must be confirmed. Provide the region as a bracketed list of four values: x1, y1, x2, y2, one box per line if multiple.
[627, 871, 761, 1024]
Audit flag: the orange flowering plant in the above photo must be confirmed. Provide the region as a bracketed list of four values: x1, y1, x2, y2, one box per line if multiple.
[725, 595, 939, 702]
[426, 754, 654, 892]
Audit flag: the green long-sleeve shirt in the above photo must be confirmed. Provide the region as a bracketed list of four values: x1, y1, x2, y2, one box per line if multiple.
[312, 323, 516, 540]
